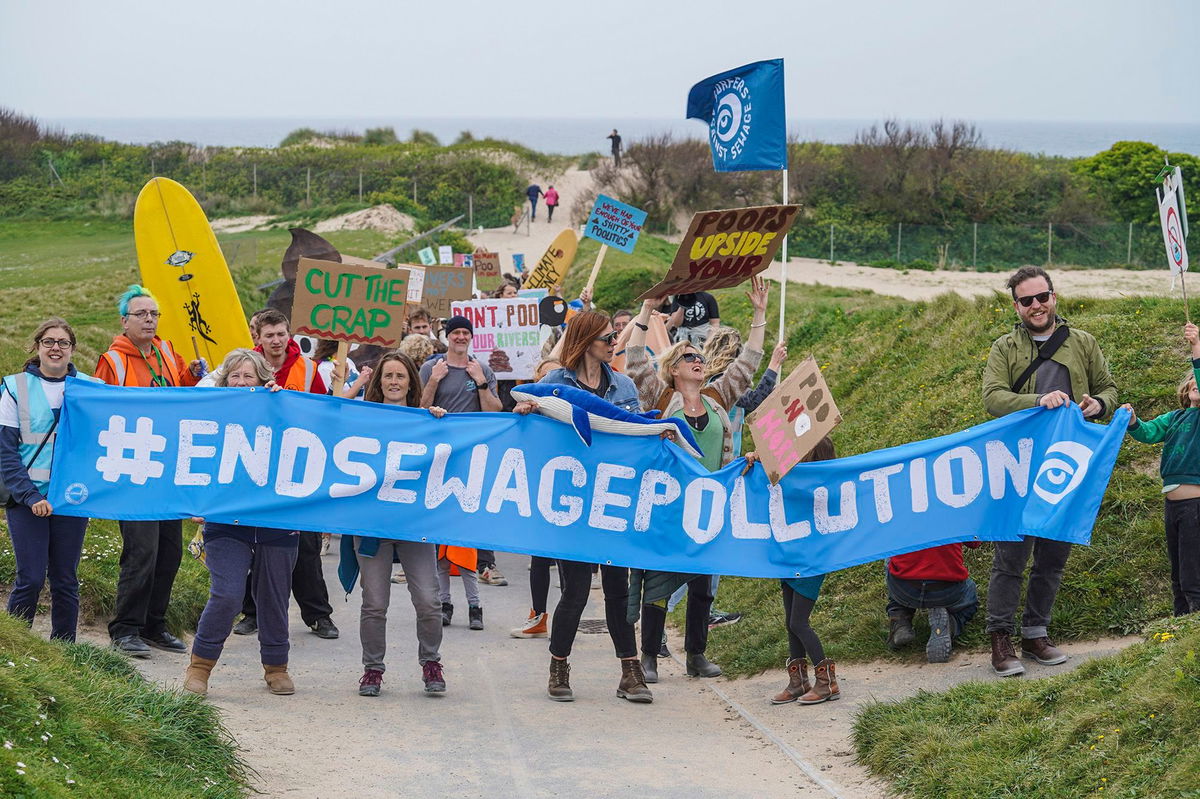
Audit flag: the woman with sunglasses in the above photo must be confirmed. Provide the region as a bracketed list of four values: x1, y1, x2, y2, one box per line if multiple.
[624, 276, 770, 681]
[514, 310, 653, 703]
[1, 318, 100, 642]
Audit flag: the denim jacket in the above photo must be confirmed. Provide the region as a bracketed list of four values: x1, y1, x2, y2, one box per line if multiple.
[539, 363, 642, 413]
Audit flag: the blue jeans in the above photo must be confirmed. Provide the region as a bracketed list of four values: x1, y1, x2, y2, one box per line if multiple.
[5, 504, 87, 641]
[886, 572, 978, 637]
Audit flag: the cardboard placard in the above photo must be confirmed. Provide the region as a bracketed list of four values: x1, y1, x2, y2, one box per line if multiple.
[450, 297, 548, 380]
[402, 264, 426, 304]
[438, 245, 454, 265]
[1159, 167, 1190, 275]
[473, 250, 501, 278]
[584, 194, 648, 254]
[290, 257, 409, 347]
[636, 204, 799, 300]
[421, 265, 474, 317]
[418, 246, 436, 266]
[747, 356, 841, 483]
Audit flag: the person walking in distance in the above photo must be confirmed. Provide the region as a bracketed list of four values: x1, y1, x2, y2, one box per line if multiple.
[544, 185, 560, 223]
[96, 285, 203, 658]
[233, 309, 340, 641]
[526, 184, 544, 221]
[607, 129, 623, 168]
[981, 266, 1117, 676]
[1, 318, 100, 643]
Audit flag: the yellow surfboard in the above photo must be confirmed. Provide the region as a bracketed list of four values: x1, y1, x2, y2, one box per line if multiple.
[523, 229, 579, 290]
[134, 178, 252, 367]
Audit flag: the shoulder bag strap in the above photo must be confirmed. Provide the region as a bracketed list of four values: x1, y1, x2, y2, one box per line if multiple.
[1012, 325, 1070, 393]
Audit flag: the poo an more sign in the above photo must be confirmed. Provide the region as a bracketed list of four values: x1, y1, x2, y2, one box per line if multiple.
[747, 356, 842, 483]
[637, 204, 799, 300]
[450, 296, 547, 379]
[291, 258, 410, 346]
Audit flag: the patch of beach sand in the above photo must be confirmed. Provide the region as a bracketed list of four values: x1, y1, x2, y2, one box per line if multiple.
[210, 215, 274, 234]
[314, 204, 415, 235]
[761, 257, 1175, 301]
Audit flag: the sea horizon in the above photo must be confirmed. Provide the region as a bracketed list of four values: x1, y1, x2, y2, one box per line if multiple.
[41, 116, 1200, 159]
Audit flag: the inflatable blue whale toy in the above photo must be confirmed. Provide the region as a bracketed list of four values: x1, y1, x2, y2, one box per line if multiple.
[510, 383, 704, 459]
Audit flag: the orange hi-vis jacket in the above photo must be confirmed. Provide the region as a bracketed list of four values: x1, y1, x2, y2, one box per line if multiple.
[257, 340, 326, 394]
[95, 334, 199, 387]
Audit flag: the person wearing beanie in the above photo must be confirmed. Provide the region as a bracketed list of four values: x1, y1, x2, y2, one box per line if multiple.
[418, 315, 503, 627]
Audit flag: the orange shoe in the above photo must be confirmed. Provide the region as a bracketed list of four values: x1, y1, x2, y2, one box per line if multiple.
[510, 609, 548, 638]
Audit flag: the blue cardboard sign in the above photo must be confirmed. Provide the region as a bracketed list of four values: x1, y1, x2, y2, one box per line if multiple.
[584, 195, 648, 254]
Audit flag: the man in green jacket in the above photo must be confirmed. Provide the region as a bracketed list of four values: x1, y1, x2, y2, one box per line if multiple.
[981, 266, 1118, 677]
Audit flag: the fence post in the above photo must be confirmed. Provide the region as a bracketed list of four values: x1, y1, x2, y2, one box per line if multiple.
[306, 167, 311, 207]
[201, 160, 207, 194]
[973, 222, 978, 268]
[1127, 221, 1133, 265]
[829, 223, 834, 262]
[468, 194, 474, 229]
[150, 157, 156, 176]
[1047, 222, 1053, 265]
[252, 164, 257, 198]
[358, 169, 363, 203]
[896, 222, 902, 260]
[413, 179, 417, 205]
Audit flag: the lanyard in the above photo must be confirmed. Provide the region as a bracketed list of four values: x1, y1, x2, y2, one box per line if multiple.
[139, 343, 171, 387]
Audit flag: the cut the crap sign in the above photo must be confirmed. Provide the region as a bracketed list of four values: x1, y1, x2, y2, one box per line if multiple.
[637, 204, 799, 300]
[290, 257, 410, 347]
[747, 356, 841, 483]
[450, 297, 548, 380]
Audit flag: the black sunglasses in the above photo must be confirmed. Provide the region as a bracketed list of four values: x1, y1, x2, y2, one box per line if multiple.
[1015, 291, 1053, 308]
[594, 332, 618, 344]
[677, 352, 705, 365]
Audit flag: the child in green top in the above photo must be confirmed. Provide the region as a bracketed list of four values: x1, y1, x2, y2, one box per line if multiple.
[1119, 322, 1200, 615]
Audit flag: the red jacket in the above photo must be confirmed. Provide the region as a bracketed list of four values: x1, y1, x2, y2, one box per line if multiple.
[887, 542, 980, 582]
[256, 340, 326, 394]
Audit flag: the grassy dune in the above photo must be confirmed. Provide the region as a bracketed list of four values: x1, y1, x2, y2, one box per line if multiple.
[0, 614, 247, 797]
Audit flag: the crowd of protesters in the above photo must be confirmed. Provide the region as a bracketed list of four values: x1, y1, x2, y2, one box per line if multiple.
[4, 264, 1193, 712]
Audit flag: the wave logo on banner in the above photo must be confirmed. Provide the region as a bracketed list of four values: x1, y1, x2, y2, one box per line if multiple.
[687, 58, 786, 173]
[48, 379, 1130, 578]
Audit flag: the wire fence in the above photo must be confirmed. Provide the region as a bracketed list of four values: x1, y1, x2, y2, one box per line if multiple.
[787, 221, 1167, 270]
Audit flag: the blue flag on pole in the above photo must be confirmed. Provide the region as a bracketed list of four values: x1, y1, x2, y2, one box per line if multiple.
[686, 58, 786, 172]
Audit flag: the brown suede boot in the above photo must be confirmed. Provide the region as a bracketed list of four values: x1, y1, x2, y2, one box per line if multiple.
[798, 659, 840, 704]
[183, 654, 217, 696]
[548, 657, 573, 702]
[617, 658, 654, 704]
[263, 663, 295, 695]
[990, 632, 1025, 677]
[770, 658, 811, 705]
[1021, 636, 1067, 666]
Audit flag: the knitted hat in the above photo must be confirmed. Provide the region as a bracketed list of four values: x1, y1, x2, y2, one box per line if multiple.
[444, 315, 473, 336]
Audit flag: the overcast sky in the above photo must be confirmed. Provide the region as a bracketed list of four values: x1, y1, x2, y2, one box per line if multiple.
[2, 0, 1196, 123]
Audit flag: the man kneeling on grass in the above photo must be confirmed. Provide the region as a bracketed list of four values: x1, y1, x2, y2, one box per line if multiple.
[885, 542, 980, 663]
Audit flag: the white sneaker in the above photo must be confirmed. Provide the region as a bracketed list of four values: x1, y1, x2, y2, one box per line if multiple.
[480, 566, 508, 586]
[320, 533, 332, 556]
[510, 611, 548, 638]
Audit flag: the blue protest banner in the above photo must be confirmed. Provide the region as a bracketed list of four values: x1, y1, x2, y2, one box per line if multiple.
[584, 195, 648, 254]
[49, 380, 1127, 578]
[686, 58, 786, 172]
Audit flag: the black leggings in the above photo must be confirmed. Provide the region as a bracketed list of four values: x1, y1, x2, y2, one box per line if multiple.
[782, 584, 825, 665]
[549, 561, 636, 659]
[529, 555, 559, 615]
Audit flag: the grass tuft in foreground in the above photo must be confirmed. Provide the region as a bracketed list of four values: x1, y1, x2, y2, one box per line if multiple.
[852, 614, 1200, 799]
[0, 613, 248, 798]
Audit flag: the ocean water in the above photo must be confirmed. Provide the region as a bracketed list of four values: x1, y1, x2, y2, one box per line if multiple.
[46, 116, 1200, 158]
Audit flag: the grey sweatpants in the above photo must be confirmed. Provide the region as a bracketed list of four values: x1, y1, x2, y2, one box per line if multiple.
[437, 555, 481, 606]
[356, 537, 442, 670]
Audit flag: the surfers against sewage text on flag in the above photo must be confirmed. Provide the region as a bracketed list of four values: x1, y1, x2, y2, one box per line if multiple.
[50, 380, 1128, 578]
[687, 58, 787, 172]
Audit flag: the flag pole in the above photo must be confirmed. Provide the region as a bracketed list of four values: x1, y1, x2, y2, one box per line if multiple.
[778, 166, 788, 343]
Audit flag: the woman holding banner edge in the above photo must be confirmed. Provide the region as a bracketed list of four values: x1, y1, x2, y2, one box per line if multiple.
[624, 275, 769, 681]
[513, 310, 653, 703]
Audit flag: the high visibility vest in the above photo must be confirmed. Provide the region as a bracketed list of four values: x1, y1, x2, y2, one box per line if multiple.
[101, 339, 184, 387]
[279, 356, 317, 392]
[2, 372, 98, 493]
